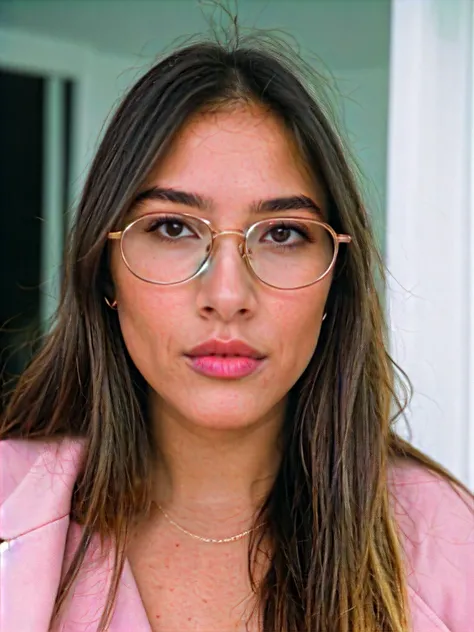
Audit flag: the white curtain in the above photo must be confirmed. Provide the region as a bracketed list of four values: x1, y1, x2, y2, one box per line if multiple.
[386, 0, 474, 488]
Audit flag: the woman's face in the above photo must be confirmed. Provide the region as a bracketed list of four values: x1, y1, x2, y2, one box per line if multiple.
[110, 105, 332, 431]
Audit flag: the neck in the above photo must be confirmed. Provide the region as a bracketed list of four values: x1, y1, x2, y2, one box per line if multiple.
[149, 396, 284, 530]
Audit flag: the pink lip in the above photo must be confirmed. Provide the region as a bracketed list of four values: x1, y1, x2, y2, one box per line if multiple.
[185, 339, 266, 379]
[187, 339, 265, 359]
[187, 356, 264, 378]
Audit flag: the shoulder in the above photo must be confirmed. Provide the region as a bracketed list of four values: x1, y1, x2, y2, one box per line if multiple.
[0, 437, 86, 539]
[389, 459, 474, 632]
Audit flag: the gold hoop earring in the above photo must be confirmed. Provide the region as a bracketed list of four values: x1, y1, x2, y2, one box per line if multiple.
[104, 297, 118, 309]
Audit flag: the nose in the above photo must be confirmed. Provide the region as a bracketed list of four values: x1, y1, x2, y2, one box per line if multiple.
[195, 233, 258, 322]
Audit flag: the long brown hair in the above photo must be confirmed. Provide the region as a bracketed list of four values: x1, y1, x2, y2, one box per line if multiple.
[1, 30, 471, 632]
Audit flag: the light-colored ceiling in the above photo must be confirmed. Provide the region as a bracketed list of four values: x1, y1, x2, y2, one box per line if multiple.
[0, 0, 391, 70]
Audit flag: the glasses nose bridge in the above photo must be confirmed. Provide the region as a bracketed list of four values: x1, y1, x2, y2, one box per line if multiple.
[212, 228, 247, 256]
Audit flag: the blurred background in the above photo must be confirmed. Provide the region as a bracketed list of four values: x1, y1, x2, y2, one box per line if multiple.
[0, 0, 472, 488]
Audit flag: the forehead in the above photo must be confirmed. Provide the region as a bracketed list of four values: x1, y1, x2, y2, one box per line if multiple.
[142, 105, 327, 211]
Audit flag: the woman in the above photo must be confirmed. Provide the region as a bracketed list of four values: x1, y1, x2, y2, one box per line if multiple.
[1, 34, 472, 632]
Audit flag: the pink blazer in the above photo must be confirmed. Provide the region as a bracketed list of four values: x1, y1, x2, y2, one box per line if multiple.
[1, 438, 473, 631]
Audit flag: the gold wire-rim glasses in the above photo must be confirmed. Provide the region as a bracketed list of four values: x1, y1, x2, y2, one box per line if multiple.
[107, 211, 352, 290]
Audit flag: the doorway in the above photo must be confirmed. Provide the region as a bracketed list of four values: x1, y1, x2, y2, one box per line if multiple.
[0, 68, 73, 403]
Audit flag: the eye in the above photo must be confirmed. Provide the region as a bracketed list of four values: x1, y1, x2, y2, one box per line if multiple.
[145, 217, 196, 239]
[261, 222, 310, 246]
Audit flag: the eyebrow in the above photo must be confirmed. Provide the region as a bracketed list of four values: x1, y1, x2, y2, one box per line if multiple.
[133, 187, 323, 217]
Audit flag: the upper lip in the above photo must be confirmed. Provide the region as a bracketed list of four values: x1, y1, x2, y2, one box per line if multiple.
[186, 339, 266, 359]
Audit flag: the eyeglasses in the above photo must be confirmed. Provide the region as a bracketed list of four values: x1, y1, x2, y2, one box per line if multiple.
[108, 212, 351, 290]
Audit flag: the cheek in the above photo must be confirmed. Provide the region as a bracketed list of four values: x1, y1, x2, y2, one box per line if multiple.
[113, 250, 181, 326]
[270, 286, 328, 372]
[112, 266, 185, 373]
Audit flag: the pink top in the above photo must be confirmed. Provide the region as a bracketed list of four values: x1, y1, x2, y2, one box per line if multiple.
[1, 438, 473, 631]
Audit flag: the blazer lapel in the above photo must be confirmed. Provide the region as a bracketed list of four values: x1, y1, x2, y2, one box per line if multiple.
[0, 439, 151, 632]
[0, 439, 84, 631]
[57, 522, 151, 631]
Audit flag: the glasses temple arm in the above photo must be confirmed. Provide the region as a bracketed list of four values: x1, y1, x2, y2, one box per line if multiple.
[337, 234, 352, 244]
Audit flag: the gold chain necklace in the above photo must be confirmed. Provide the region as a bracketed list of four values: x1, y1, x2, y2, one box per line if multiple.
[156, 503, 265, 544]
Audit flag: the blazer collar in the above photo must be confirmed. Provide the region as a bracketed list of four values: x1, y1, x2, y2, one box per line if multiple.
[1, 438, 151, 631]
[0, 439, 85, 630]
[0, 438, 85, 540]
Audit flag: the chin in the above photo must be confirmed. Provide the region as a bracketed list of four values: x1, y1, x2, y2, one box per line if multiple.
[185, 397, 268, 430]
[156, 385, 281, 432]
[150, 366, 288, 430]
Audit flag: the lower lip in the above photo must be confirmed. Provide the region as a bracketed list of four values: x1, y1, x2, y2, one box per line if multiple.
[186, 355, 265, 379]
